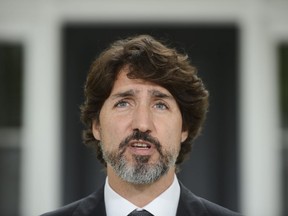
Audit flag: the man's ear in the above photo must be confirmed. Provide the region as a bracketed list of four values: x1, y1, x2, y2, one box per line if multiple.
[181, 130, 188, 143]
[92, 120, 101, 141]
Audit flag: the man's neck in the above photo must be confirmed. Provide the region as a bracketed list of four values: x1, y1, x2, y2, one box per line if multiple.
[107, 166, 176, 207]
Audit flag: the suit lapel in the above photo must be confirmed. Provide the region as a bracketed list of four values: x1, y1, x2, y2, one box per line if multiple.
[73, 185, 106, 216]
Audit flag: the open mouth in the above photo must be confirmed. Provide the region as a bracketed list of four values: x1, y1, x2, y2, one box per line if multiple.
[131, 142, 152, 149]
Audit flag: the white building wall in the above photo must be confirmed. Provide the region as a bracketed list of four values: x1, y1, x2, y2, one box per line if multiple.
[0, 1, 287, 215]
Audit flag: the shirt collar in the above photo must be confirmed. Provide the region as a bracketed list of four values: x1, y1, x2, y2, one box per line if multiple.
[104, 175, 180, 216]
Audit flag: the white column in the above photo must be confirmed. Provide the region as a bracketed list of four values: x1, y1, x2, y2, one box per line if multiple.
[239, 1, 281, 215]
[21, 17, 62, 216]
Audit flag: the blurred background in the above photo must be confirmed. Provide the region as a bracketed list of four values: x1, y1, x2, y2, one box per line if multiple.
[0, 0, 287, 216]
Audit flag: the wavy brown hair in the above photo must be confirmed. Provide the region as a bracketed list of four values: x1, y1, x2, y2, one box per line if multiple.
[80, 35, 209, 167]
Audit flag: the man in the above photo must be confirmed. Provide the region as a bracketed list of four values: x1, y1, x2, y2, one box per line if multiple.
[42, 35, 242, 216]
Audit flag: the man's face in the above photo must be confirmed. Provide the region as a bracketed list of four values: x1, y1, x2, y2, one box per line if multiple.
[92, 66, 188, 184]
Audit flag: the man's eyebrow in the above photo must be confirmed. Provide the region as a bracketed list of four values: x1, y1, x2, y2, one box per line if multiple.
[110, 89, 174, 100]
[110, 89, 136, 99]
[150, 90, 174, 99]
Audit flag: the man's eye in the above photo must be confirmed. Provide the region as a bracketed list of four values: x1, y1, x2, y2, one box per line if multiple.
[154, 102, 168, 110]
[115, 100, 129, 108]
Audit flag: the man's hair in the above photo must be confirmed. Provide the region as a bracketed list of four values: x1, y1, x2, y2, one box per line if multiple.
[80, 34, 209, 166]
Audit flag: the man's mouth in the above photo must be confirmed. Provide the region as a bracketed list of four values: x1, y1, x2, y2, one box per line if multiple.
[128, 140, 154, 155]
[131, 142, 152, 149]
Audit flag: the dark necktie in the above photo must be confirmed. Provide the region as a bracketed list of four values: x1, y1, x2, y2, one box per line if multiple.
[127, 209, 154, 216]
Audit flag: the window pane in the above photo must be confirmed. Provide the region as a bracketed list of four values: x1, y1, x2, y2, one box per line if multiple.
[0, 44, 23, 127]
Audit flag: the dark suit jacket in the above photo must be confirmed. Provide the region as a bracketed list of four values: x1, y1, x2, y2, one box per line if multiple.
[41, 182, 242, 216]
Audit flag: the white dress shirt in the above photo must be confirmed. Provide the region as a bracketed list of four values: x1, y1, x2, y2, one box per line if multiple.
[104, 175, 180, 216]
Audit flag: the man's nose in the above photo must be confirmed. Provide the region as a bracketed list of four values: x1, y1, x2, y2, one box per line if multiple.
[131, 105, 154, 133]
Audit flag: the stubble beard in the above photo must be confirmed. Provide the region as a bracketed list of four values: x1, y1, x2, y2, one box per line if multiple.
[101, 131, 178, 185]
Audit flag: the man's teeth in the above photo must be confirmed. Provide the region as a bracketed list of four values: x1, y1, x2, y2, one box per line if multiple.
[132, 143, 150, 148]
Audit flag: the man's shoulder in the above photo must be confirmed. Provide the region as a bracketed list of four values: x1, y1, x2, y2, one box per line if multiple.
[40, 199, 82, 216]
[178, 182, 243, 216]
[197, 196, 242, 216]
[40, 186, 105, 216]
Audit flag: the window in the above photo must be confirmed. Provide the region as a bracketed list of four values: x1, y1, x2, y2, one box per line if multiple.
[279, 44, 288, 216]
[0, 43, 23, 216]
